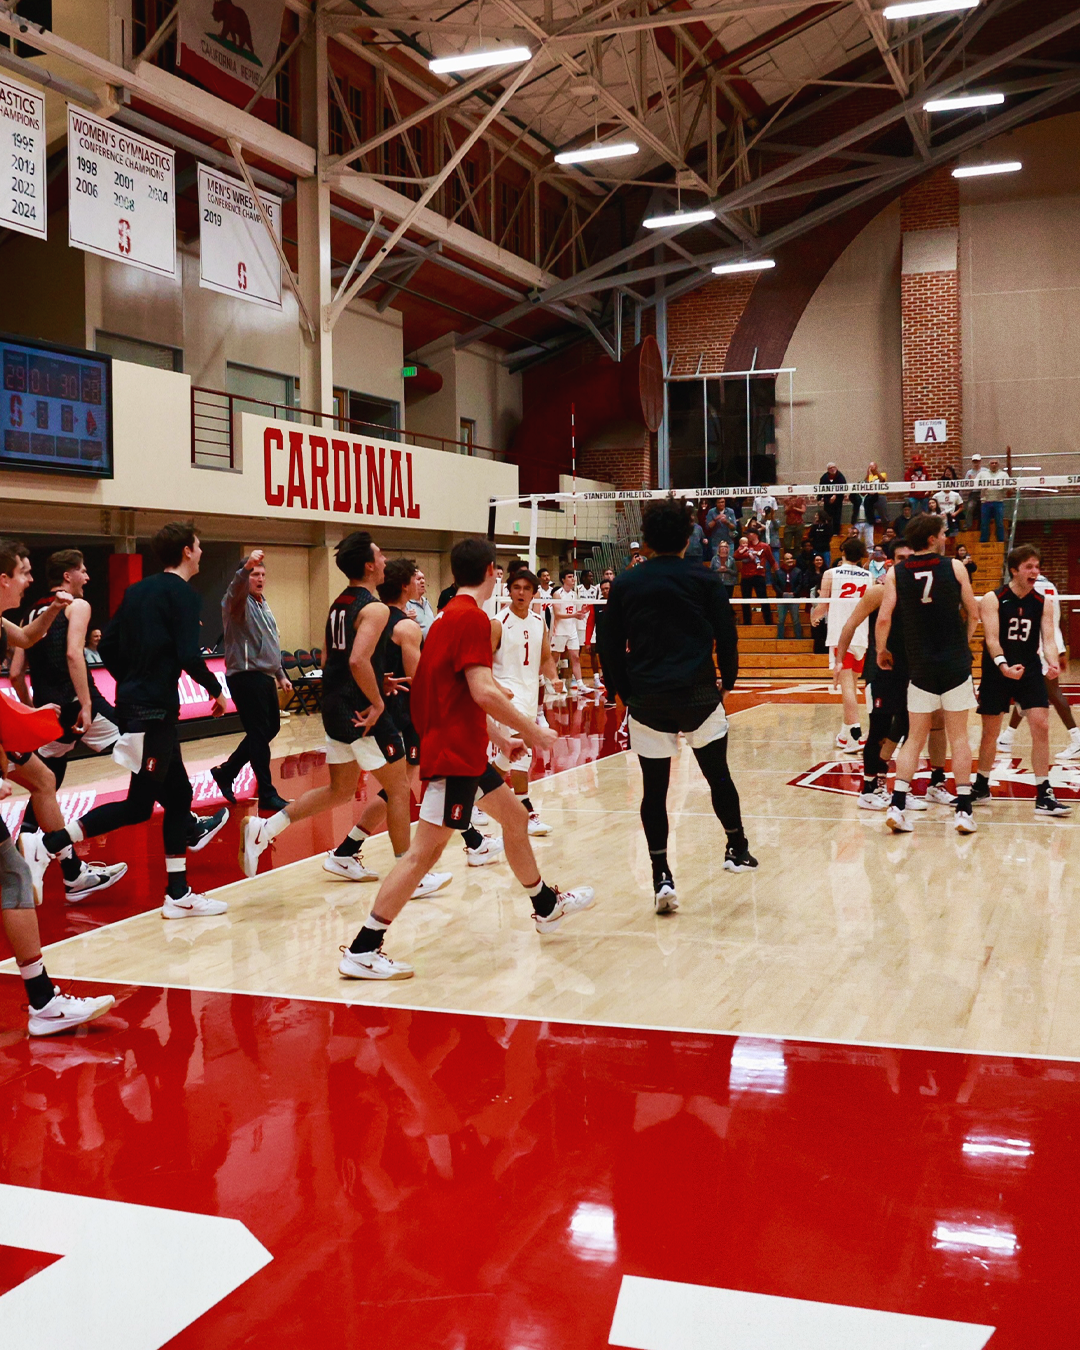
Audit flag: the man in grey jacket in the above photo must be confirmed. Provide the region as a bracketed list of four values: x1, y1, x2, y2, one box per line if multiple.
[212, 550, 292, 811]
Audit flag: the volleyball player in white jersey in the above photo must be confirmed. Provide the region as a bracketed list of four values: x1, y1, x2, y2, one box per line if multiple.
[482, 564, 508, 619]
[491, 569, 558, 834]
[576, 569, 600, 689]
[998, 569, 1080, 760]
[812, 535, 871, 753]
[551, 569, 585, 691]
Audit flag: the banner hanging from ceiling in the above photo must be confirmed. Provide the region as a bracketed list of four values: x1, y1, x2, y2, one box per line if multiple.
[198, 164, 282, 309]
[0, 73, 46, 241]
[177, 0, 287, 112]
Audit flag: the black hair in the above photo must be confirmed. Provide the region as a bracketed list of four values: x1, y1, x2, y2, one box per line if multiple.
[154, 521, 197, 568]
[377, 557, 417, 603]
[46, 549, 85, 586]
[641, 497, 693, 554]
[509, 568, 539, 594]
[841, 535, 866, 564]
[336, 531, 375, 579]
[560, 568, 576, 582]
[904, 514, 945, 551]
[451, 537, 496, 586]
[1008, 543, 1040, 574]
[0, 538, 28, 578]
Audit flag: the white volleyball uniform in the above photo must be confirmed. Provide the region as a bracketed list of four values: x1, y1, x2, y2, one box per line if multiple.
[825, 563, 872, 669]
[1035, 576, 1065, 674]
[551, 587, 581, 653]
[534, 585, 553, 628]
[577, 584, 599, 644]
[492, 608, 545, 771]
[483, 580, 509, 619]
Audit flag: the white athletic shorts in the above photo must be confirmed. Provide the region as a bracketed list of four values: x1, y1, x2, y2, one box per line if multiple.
[576, 619, 589, 643]
[325, 735, 387, 771]
[551, 629, 580, 653]
[491, 688, 538, 772]
[37, 712, 119, 759]
[907, 677, 978, 714]
[628, 702, 729, 759]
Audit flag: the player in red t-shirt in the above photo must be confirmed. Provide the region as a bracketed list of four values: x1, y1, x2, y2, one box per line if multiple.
[339, 537, 596, 980]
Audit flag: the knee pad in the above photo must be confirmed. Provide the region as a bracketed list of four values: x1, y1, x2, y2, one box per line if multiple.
[0, 840, 35, 910]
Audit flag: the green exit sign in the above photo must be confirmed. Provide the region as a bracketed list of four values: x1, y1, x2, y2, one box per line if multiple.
[402, 365, 418, 378]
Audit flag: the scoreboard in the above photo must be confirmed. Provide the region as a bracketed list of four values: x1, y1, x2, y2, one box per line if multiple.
[0, 334, 113, 479]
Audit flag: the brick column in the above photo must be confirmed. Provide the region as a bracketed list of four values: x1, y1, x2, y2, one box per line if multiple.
[900, 169, 961, 475]
[668, 274, 759, 375]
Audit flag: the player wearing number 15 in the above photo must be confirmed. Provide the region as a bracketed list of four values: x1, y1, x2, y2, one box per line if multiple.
[876, 514, 981, 835]
[973, 544, 1070, 818]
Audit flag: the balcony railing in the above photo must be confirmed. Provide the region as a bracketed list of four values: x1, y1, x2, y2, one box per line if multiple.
[190, 386, 503, 470]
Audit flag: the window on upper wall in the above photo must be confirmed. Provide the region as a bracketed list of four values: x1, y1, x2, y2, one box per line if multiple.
[459, 418, 476, 454]
[335, 388, 400, 441]
[131, 0, 177, 70]
[227, 363, 298, 420]
[96, 331, 183, 372]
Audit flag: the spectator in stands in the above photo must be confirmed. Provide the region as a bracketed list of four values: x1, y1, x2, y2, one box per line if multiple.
[863, 461, 888, 525]
[807, 555, 828, 653]
[882, 525, 896, 548]
[818, 461, 855, 538]
[869, 545, 887, 583]
[795, 538, 816, 576]
[907, 455, 930, 513]
[711, 539, 738, 601]
[85, 626, 104, 667]
[437, 580, 458, 609]
[782, 493, 808, 554]
[978, 455, 1011, 542]
[956, 544, 977, 579]
[773, 551, 805, 640]
[808, 509, 833, 561]
[685, 506, 706, 564]
[965, 453, 983, 529]
[934, 484, 963, 535]
[704, 496, 737, 555]
[405, 569, 436, 636]
[753, 487, 778, 520]
[735, 529, 774, 627]
[891, 500, 914, 534]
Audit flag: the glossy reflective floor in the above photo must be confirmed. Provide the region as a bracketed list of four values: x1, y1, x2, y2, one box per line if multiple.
[3, 689, 1080, 1347]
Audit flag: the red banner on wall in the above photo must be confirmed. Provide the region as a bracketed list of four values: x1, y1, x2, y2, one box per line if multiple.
[177, 0, 286, 113]
[1, 658, 235, 726]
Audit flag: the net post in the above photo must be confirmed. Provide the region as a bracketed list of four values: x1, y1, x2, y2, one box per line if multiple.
[487, 499, 497, 542]
[528, 498, 539, 573]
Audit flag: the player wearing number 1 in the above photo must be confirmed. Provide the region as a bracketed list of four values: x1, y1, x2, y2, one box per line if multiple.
[972, 544, 1070, 817]
[876, 514, 981, 835]
[813, 535, 871, 753]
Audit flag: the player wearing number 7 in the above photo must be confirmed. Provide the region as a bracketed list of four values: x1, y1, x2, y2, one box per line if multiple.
[876, 514, 981, 836]
[971, 544, 1070, 817]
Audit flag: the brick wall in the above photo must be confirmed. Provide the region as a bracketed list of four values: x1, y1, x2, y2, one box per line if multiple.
[1015, 521, 1070, 594]
[900, 168, 961, 475]
[667, 274, 759, 376]
[580, 440, 653, 490]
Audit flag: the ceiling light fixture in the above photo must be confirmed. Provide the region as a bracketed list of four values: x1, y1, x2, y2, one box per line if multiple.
[883, 0, 978, 18]
[554, 140, 640, 165]
[711, 259, 776, 275]
[643, 207, 716, 229]
[429, 45, 531, 75]
[924, 91, 1005, 112]
[952, 160, 1022, 178]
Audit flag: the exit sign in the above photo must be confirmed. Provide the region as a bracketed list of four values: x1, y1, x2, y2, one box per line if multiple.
[402, 365, 417, 378]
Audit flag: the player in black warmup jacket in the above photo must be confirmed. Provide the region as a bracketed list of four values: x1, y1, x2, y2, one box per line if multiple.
[599, 497, 755, 915]
[39, 523, 230, 918]
[973, 544, 1070, 817]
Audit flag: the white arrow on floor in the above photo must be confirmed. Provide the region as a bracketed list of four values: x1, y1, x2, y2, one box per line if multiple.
[0, 1184, 271, 1350]
[609, 1275, 994, 1350]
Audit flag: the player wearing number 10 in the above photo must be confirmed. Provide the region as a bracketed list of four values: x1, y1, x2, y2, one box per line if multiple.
[876, 514, 981, 835]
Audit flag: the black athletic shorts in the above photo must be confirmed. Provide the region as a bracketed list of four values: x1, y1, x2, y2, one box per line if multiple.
[978, 662, 1048, 717]
[402, 723, 420, 765]
[371, 716, 406, 763]
[419, 763, 504, 828]
[871, 670, 907, 721]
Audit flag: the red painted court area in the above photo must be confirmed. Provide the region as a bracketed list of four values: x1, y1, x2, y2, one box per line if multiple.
[790, 757, 1080, 800]
[1, 981, 1078, 1347]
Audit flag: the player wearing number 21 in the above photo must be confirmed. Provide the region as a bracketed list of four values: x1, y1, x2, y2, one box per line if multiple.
[972, 544, 1071, 818]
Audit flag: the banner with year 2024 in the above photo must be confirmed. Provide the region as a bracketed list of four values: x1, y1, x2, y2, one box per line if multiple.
[67, 107, 176, 278]
[0, 73, 46, 240]
[198, 164, 282, 308]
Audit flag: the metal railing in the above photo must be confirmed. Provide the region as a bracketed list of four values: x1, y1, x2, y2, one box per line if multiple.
[190, 386, 503, 469]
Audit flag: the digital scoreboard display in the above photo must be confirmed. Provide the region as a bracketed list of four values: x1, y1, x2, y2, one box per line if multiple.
[0, 333, 113, 478]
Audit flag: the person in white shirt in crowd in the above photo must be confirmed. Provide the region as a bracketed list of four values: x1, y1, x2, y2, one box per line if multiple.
[933, 485, 963, 535]
[978, 455, 1012, 543]
[869, 545, 888, 583]
[405, 569, 436, 636]
[997, 565, 1080, 761]
[551, 568, 586, 691]
[964, 453, 983, 530]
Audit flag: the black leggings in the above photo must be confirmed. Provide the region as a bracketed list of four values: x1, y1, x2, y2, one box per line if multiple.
[638, 736, 744, 853]
[77, 720, 193, 857]
[863, 703, 909, 778]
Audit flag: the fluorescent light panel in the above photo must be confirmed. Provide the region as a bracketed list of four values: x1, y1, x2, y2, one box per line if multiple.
[643, 208, 715, 229]
[884, 0, 978, 18]
[952, 160, 1022, 178]
[429, 45, 531, 74]
[924, 91, 1004, 111]
[554, 140, 639, 165]
[711, 259, 776, 275]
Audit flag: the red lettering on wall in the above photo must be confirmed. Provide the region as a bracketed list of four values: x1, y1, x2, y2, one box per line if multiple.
[286, 431, 308, 509]
[388, 448, 406, 517]
[352, 443, 366, 514]
[331, 438, 351, 512]
[405, 451, 420, 519]
[366, 444, 386, 516]
[309, 435, 330, 510]
[264, 427, 284, 506]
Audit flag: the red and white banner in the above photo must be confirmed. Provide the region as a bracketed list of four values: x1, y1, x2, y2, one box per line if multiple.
[198, 164, 282, 309]
[178, 0, 287, 111]
[1, 657, 234, 725]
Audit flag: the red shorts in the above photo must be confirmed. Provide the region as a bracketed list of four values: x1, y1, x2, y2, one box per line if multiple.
[841, 651, 865, 675]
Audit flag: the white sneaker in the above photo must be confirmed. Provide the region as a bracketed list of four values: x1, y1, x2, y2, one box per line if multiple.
[338, 946, 414, 980]
[412, 871, 452, 898]
[472, 807, 490, 827]
[323, 851, 379, 882]
[527, 812, 551, 836]
[906, 793, 928, 811]
[1056, 729, 1080, 761]
[17, 831, 50, 907]
[534, 885, 595, 933]
[466, 836, 505, 866]
[996, 727, 1016, 752]
[886, 805, 913, 833]
[65, 861, 128, 900]
[924, 783, 954, 805]
[27, 988, 115, 1037]
[570, 679, 587, 693]
[955, 809, 978, 835]
[857, 790, 890, 811]
[162, 890, 229, 918]
[536, 710, 550, 729]
[835, 733, 862, 755]
[654, 879, 678, 914]
[240, 815, 272, 878]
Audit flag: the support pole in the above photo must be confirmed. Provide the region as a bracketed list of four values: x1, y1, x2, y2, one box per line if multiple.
[656, 293, 669, 490]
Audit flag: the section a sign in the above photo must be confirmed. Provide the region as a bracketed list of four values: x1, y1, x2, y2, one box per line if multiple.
[67, 108, 176, 278]
[0, 74, 45, 240]
[198, 165, 282, 308]
[914, 418, 947, 444]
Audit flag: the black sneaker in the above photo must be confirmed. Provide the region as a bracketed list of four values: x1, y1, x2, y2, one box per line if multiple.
[211, 766, 237, 805]
[188, 807, 228, 852]
[723, 841, 758, 873]
[258, 791, 290, 813]
[1036, 790, 1071, 818]
[959, 782, 992, 807]
[653, 874, 678, 914]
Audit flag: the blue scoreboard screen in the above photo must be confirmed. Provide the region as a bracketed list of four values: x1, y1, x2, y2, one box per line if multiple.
[0, 333, 113, 479]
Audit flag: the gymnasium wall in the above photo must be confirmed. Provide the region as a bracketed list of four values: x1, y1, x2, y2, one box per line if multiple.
[407, 335, 523, 455]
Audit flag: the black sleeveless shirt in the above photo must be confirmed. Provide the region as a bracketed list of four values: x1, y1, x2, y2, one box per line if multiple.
[988, 584, 1043, 671]
[894, 553, 971, 692]
[25, 595, 96, 707]
[322, 586, 388, 714]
